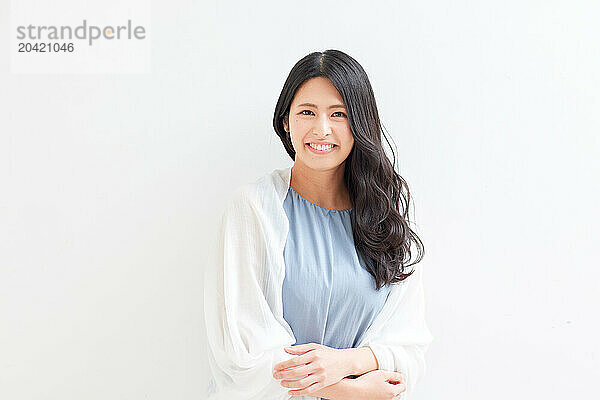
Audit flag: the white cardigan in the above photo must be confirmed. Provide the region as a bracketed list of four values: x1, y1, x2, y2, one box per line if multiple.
[203, 166, 434, 400]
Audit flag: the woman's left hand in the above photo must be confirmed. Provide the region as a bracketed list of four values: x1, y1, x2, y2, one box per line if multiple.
[273, 343, 354, 396]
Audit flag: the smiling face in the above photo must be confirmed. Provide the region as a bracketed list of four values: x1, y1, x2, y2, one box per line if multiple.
[283, 77, 354, 171]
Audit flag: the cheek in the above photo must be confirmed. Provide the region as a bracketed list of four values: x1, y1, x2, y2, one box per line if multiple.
[343, 134, 354, 149]
[342, 138, 354, 156]
[292, 118, 311, 132]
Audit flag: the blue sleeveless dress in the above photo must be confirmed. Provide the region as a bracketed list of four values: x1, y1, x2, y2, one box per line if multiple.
[281, 186, 392, 397]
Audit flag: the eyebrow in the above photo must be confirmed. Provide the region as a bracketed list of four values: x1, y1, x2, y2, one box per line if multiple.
[296, 102, 346, 110]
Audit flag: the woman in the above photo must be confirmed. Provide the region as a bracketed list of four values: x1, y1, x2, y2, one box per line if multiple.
[204, 49, 434, 400]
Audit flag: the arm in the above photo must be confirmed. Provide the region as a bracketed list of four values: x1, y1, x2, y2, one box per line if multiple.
[272, 347, 382, 399]
[342, 346, 379, 376]
[308, 377, 357, 399]
[272, 268, 432, 398]
[359, 266, 434, 399]
[309, 371, 408, 400]
[306, 350, 376, 399]
[204, 188, 296, 399]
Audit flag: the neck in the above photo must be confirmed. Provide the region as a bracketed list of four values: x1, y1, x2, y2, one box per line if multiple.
[290, 162, 352, 210]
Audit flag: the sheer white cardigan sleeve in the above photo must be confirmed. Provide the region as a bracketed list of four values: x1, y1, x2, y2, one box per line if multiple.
[203, 187, 296, 400]
[360, 265, 435, 400]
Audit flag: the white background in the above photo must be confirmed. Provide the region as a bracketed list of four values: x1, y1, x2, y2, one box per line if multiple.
[1, 1, 598, 399]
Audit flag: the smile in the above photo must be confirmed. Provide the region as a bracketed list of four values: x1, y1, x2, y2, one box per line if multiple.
[306, 143, 337, 154]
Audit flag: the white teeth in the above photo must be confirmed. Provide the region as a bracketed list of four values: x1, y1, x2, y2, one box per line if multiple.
[308, 143, 334, 151]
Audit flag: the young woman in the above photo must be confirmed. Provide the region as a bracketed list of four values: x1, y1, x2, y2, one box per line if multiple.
[204, 49, 434, 400]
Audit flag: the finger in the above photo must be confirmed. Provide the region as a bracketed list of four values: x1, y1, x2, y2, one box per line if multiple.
[393, 383, 406, 396]
[280, 375, 319, 390]
[274, 345, 311, 369]
[384, 371, 405, 384]
[285, 347, 310, 355]
[273, 352, 314, 372]
[286, 379, 322, 396]
[285, 343, 318, 354]
[273, 363, 313, 380]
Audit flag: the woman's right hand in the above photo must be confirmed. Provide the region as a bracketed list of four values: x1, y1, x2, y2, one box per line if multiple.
[349, 369, 407, 399]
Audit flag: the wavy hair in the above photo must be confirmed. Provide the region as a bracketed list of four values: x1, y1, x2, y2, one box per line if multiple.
[272, 49, 425, 290]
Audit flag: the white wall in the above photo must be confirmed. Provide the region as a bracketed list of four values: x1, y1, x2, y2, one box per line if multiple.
[1, 1, 598, 399]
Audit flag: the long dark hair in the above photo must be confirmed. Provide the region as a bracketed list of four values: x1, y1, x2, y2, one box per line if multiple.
[273, 49, 425, 290]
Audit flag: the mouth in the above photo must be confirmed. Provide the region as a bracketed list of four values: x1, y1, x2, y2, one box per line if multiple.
[305, 142, 337, 154]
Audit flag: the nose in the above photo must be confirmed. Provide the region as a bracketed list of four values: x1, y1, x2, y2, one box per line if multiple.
[313, 114, 332, 137]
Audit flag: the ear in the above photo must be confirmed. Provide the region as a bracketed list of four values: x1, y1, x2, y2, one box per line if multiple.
[282, 115, 289, 133]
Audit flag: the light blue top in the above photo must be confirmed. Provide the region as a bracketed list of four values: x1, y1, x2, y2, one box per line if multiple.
[282, 186, 392, 354]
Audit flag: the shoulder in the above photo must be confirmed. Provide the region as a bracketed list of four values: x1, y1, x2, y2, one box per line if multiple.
[222, 183, 259, 221]
[223, 167, 286, 214]
[387, 265, 426, 298]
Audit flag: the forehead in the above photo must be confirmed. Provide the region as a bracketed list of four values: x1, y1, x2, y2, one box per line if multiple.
[292, 77, 344, 106]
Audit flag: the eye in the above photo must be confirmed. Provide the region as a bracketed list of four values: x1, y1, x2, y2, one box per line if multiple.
[300, 110, 314, 115]
[332, 111, 347, 118]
